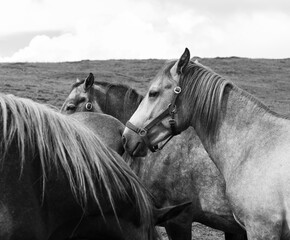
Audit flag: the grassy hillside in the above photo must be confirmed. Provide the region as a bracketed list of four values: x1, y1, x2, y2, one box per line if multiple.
[1, 58, 290, 115]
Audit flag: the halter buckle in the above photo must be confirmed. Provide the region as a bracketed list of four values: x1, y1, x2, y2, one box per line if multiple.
[171, 105, 177, 114]
[138, 129, 147, 137]
[174, 86, 182, 94]
[167, 103, 177, 114]
[169, 119, 176, 126]
[85, 102, 93, 110]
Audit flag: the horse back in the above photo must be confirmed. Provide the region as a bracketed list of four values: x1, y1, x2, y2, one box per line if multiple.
[70, 112, 125, 155]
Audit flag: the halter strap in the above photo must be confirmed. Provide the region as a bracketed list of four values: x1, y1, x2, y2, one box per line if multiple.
[126, 86, 181, 152]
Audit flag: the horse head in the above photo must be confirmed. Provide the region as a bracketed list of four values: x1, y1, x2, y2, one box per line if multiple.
[122, 48, 191, 156]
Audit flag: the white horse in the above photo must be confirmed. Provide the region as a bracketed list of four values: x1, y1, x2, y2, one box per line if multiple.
[123, 48, 290, 239]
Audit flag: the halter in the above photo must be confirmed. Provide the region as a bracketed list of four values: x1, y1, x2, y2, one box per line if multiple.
[126, 86, 182, 152]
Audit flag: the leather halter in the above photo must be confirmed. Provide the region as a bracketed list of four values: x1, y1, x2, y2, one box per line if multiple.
[126, 86, 182, 152]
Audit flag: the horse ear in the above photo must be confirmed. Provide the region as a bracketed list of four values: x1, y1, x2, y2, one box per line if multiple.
[170, 48, 190, 81]
[84, 73, 94, 91]
[153, 201, 191, 226]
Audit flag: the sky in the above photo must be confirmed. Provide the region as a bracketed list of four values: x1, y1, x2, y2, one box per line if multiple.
[0, 0, 289, 62]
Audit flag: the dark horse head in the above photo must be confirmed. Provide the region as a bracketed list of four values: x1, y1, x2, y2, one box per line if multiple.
[61, 73, 143, 125]
[60, 73, 148, 156]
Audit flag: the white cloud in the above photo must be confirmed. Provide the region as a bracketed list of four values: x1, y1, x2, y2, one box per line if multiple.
[0, 0, 290, 61]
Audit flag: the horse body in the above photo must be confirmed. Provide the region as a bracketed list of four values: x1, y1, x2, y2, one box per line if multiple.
[0, 93, 155, 240]
[122, 48, 290, 239]
[61, 76, 246, 239]
[71, 112, 125, 155]
[130, 128, 243, 234]
[208, 88, 290, 239]
[193, 87, 290, 239]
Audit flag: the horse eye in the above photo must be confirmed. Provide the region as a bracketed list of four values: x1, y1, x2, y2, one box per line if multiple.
[148, 90, 159, 98]
[66, 104, 76, 111]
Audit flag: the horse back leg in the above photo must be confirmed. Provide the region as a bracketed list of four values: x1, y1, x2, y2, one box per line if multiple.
[164, 221, 191, 240]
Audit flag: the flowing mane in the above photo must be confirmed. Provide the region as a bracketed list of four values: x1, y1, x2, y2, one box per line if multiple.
[180, 60, 232, 138]
[162, 60, 285, 139]
[123, 86, 144, 113]
[161, 60, 232, 138]
[0, 93, 152, 224]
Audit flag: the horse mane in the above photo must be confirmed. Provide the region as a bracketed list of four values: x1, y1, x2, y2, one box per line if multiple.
[162, 60, 232, 138]
[92, 81, 144, 119]
[93, 81, 142, 100]
[0, 93, 152, 226]
[162, 60, 286, 139]
[123, 86, 144, 110]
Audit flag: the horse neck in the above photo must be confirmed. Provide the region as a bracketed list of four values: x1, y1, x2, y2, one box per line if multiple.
[190, 87, 286, 182]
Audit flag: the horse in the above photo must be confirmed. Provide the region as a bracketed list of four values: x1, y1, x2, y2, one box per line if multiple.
[122, 48, 290, 239]
[0, 93, 164, 240]
[61, 74, 247, 240]
[61, 73, 142, 125]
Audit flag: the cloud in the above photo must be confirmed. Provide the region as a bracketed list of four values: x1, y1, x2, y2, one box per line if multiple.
[0, 0, 290, 61]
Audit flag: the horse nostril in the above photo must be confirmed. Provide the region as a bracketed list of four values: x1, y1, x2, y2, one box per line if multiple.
[122, 135, 127, 146]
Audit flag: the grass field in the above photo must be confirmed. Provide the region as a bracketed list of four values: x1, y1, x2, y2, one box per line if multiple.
[1, 57, 290, 239]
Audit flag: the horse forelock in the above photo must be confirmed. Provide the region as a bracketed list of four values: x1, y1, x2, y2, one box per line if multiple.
[0, 94, 153, 227]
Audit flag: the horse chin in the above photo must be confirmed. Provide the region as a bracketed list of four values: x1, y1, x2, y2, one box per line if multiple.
[124, 135, 148, 157]
[132, 142, 148, 157]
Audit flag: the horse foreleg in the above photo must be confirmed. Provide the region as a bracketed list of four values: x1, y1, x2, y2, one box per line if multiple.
[164, 221, 191, 240]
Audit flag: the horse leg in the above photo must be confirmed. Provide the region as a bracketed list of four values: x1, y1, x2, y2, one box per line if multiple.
[225, 232, 247, 240]
[164, 221, 191, 240]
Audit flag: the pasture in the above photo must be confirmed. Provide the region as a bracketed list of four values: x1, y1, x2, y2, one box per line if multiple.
[1, 57, 290, 239]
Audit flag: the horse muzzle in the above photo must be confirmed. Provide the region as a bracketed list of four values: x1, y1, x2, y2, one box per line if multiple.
[122, 128, 149, 157]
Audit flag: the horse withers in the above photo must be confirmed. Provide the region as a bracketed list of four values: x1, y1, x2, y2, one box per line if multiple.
[123, 48, 290, 239]
[61, 74, 246, 240]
